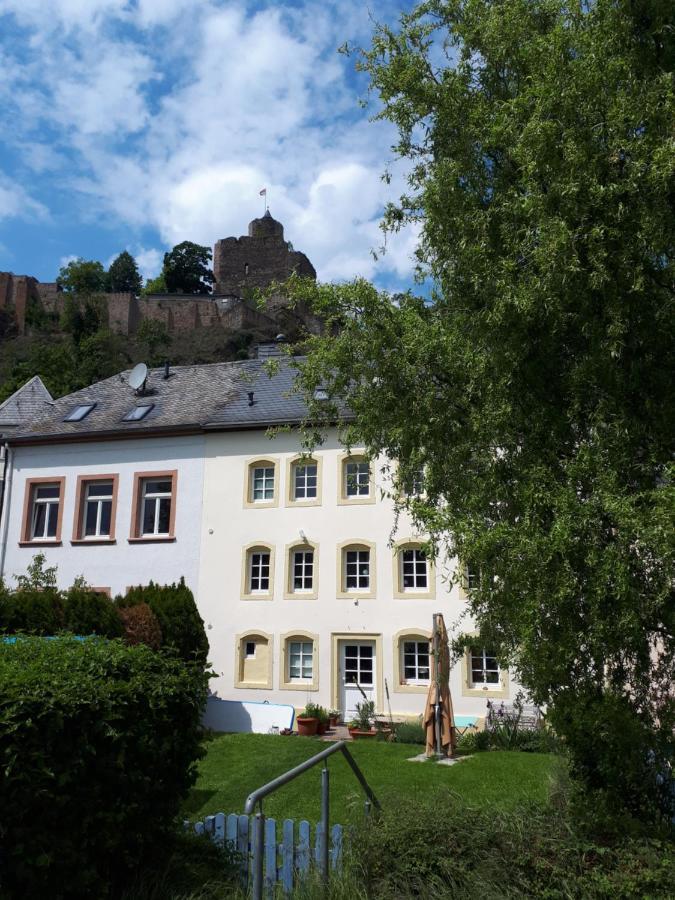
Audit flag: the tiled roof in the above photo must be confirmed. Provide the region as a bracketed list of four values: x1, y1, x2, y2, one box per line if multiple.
[8, 359, 344, 443]
[0, 376, 53, 434]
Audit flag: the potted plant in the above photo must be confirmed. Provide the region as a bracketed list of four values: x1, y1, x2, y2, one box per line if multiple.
[328, 708, 340, 728]
[348, 701, 377, 740]
[317, 706, 331, 735]
[296, 703, 319, 737]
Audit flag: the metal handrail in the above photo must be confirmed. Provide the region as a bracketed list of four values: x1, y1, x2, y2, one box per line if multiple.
[244, 739, 380, 899]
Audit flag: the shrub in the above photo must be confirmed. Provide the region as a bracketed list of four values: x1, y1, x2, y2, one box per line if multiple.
[0, 585, 63, 634]
[61, 587, 123, 638]
[351, 790, 675, 899]
[455, 728, 491, 755]
[118, 579, 208, 665]
[118, 602, 163, 650]
[0, 635, 209, 898]
[394, 719, 426, 745]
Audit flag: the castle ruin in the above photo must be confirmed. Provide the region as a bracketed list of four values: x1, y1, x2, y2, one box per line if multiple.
[0, 212, 318, 339]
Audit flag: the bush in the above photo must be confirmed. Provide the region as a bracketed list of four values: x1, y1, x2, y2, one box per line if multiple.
[455, 729, 491, 755]
[0, 585, 63, 634]
[118, 579, 208, 666]
[62, 587, 123, 638]
[118, 602, 163, 650]
[0, 636, 209, 898]
[394, 719, 426, 745]
[351, 789, 675, 899]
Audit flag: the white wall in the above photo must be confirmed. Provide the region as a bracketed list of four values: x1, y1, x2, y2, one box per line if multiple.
[198, 429, 518, 721]
[1, 435, 205, 596]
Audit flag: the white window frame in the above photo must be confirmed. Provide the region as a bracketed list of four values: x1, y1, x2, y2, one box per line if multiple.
[140, 478, 172, 536]
[401, 639, 431, 685]
[30, 484, 61, 540]
[292, 462, 318, 501]
[400, 547, 428, 591]
[344, 460, 370, 498]
[469, 647, 501, 687]
[344, 548, 370, 591]
[465, 564, 480, 591]
[251, 465, 275, 502]
[248, 549, 271, 594]
[287, 639, 313, 683]
[83, 481, 114, 539]
[291, 548, 314, 593]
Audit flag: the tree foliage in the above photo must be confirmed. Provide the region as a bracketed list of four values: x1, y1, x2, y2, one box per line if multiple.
[290, 0, 674, 820]
[163, 241, 214, 295]
[56, 258, 107, 295]
[107, 250, 142, 294]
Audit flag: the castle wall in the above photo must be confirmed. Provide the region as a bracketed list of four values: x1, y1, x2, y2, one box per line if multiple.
[0, 273, 42, 334]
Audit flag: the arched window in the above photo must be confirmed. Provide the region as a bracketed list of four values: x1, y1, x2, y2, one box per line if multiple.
[392, 629, 432, 693]
[241, 543, 275, 599]
[337, 541, 376, 598]
[393, 540, 435, 599]
[244, 458, 279, 508]
[280, 631, 319, 691]
[338, 453, 375, 505]
[235, 631, 272, 689]
[285, 541, 319, 599]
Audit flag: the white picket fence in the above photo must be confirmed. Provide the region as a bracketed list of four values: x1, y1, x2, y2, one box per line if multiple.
[187, 812, 344, 893]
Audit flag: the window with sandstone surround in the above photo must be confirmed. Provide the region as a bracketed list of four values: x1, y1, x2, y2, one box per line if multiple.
[20, 477, 65, 545]
[241, 543, 275, 600]
[244, 458, 279, 508]
[72, 474, 118, 542]
[129, 471, 177, 542]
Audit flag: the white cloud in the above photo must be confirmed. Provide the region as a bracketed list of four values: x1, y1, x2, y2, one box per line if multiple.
[134, 246, 164, 280]
[0, 174, 48, 222]
[0, 1, 419, 288]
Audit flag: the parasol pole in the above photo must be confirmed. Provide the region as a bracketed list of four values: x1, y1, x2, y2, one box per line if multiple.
[433, 613, 442, 757]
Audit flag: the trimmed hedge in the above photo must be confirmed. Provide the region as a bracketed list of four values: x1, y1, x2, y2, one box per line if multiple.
[0, 636, 209, 898]
[62, 586, 123, 639]
[0, 585, 63, 634]
[118, 579, 209, 666]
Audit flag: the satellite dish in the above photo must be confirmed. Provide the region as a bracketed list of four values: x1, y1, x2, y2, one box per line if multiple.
[128, 363, 148, 393]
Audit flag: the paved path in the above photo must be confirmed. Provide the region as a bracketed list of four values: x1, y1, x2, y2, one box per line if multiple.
[320, 724, 352, 742]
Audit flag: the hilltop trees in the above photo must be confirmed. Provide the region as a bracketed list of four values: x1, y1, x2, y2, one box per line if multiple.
[293, 0, 674, 820]
[107, 251, 143, 294]
[163, 242, 214, 295]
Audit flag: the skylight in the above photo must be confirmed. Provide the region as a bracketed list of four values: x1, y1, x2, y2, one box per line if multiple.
[122, 404, 154, 422]
[63, 403, 96, 422]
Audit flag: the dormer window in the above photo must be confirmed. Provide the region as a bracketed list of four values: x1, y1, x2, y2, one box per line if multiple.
[123, 404, 154, 422]
[64, 403, 95, 422]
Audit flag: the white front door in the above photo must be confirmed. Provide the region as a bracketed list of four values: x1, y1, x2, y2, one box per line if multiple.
[339, 640, 376, 720]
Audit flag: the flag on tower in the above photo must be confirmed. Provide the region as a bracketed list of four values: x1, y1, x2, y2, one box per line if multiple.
[259, 188, 267, 196]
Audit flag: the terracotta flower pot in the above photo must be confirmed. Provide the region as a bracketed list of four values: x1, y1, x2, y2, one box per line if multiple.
[317, 720, 328, 735]
[297, 716, 318, 736]
[329, 715, 339, 728]
[348, 727, 377, 740]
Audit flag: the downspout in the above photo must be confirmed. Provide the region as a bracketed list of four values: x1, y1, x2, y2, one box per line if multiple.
[0, 442, 13, 581]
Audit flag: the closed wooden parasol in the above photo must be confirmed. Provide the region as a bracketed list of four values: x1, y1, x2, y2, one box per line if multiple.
[424, 613, 456, 757]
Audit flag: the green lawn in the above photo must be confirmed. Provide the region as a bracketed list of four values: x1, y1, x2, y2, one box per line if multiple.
[183, 734, 558, 825]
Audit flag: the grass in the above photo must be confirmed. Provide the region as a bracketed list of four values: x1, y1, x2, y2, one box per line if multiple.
[183, 733, 558, 825]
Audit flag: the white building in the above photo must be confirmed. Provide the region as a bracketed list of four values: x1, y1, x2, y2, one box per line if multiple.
[0, 357, 516, 722]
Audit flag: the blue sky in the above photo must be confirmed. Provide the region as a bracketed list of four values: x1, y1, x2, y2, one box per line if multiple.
[0, 0, 420, 291]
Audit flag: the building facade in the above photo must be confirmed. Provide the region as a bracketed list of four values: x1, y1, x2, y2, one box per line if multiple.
[0, 358, 515, 722]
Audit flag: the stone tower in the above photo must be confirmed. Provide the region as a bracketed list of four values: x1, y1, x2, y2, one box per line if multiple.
[212, 210, 316, 297]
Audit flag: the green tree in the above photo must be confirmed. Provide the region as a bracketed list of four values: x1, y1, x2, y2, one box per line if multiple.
[107, 251, 142, 294]
[136, 318, 171, 365]
[162, 241, 213, 295]
[291, 0, 674, 821]
[141, 273, 167, 295]
[56, 258, 107, 295]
